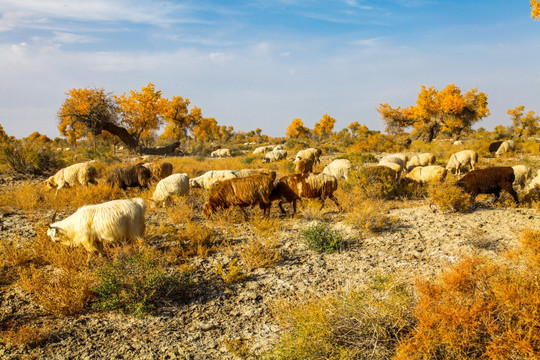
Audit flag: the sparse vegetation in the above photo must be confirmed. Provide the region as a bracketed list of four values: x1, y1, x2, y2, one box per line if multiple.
[301, 223, 344, 253]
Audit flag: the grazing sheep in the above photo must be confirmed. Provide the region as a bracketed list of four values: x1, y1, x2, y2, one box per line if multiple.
[295, 148, 323, 165]
[268, 172, 341, 216]
[106, 164, 152, 190]
[379, 156, 405, 179]
[381, 153, 409, 165]
[203, 174, 275, 219]
[453, 140, 464, 146]
[489, 141, 504, 155]
[512, 165, 532, 189]
[295, 158, 314, 174]
[45, 162, 98, 195]
[495, 140, 515, 157]
[273, 144, 284, 151]
[211, 148, 232, 158]
[189, 169, 276, 190]
[263, 149, 288, 163]
[323, 159, 352, 180]
[47, 198, 146, 256]
[446, 150, 478, 176]
[152, 173, 189, 206]
[456, 166, 518, 204]
[253, 146, 273, 155]
[404, 165, 447, 184]
[143, 162, 173, 182]
[406, 153, 436, 172]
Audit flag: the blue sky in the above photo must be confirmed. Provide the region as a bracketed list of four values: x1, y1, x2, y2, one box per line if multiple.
[0, 0, 539, 139]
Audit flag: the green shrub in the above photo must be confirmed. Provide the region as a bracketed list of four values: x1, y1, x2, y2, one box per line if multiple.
[240, 156, 255, 165]
[93, 248, 193, 316]
[301, 223, 344, 253]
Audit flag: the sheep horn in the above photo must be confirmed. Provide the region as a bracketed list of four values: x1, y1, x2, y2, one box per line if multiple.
[50, 211, 57, 225]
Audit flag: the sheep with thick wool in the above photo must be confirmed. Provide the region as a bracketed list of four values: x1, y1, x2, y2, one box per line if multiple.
[143, 162, 173, 182]
[406, 153, 436, 172]
[512, 165, 532, 189]
[404, 165, 447, 184]
[189, 169, 274, 190]
[152, 173, 189, 205]
[210, 148, 232, 158]
[489, 141, 504, 155]
[456, 166, 518, 204]
[47, 198, 146, 256]
[527, 169, 540, 195]
[263, 149, 288, 163]
[203, 173, 275, 219]
[446, 150, 478, 176]
[106, 163, 152, 190]
[295, 148, 322, 165]
[268, 172, 341, 216]
[45, 162, 98, 195]
[495, 140, 516, 157]
[379, 155, 406, 179]
[323, 159, 352, 180]
[253, 146, 273, 155]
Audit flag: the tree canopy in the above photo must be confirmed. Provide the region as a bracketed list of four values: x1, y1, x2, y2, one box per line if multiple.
[532, 0, 540, 19]
[377, 84, 489, 142]
[507, 105, 539, 137]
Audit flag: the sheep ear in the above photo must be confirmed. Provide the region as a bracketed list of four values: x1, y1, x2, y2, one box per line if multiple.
[50, 211, 57, 225]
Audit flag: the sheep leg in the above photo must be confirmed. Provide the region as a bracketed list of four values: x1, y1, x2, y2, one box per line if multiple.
[239, 206, 249, 221]
[491, 191, 501, 204]
[329, 194, 342, 212]
[503, 185, 519, 204]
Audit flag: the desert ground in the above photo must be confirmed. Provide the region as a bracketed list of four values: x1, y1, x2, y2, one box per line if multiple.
[0, 150, 539, 359]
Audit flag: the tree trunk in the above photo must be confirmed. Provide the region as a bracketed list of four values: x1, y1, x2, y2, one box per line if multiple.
[100, 122, 181, 155]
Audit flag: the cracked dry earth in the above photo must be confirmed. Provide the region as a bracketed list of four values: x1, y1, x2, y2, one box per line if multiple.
[1, 194, 539, 359]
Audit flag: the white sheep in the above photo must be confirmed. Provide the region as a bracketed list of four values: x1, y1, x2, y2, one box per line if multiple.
[45, 162, 98, 195]
[446, 150, 478, 176]
[512, 165, 532, 189]
[273, 144, 284, 151]
[381, 153, 409, 165]
[152, 173, 189, 205]
[527, 169, 540, 195]
[263, 149, 288, 163]
[404, 165, 447, 184]
[189, 170, 238, 190]
[323, 159, 352, 180]
[453, 140, 464, 146]
[210, 148, 232, 158]
[47, 198, 146, 256]
[253, 146, 273, 155]
[495, 140, 515, 157]
[406, 153, 436, 172]
[295, 148, 322, 165]
[379, 156, 405, 179]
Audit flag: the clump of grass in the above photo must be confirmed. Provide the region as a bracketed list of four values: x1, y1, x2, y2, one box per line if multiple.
[223, 337, 253, 358]
[93, 246, 193, 317]
[427, 182, 470, 212]
[395, 229, 540, 359]
[0, 322, 52, 348]
[239, 237, 282, 271]
[215, 258, 248, 284]
[179, 221, 216, 258]
[301, 223, 344, 253]
[266, 274, 415, 360]
[344, 196, 397, 233]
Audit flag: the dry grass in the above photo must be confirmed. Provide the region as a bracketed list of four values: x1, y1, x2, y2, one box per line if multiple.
[215, 258, 248, 284]
[343, 193, 397, 233]
[427, 182, 470, 213]
[239, 236, 282, 271]
[0, 322, 52, 348]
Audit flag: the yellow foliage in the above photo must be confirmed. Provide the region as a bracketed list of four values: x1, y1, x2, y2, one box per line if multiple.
[313, 114, 335, 138]
[532, 0, 540, 20]
[286, 118, 309, 138]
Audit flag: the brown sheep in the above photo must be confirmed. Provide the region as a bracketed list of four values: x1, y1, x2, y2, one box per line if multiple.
[488, 141, 504, 155]
[268, 172, 341, 216]
[203, 173, 275, 219]
[106, 164, 152, 190]
[456, 166, 518, 205]
[295, 158, 314, 174]
[143, 162, 173, 182]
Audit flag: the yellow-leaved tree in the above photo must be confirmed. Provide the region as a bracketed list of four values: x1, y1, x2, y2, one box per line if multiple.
[286, 118, 309, 139]
[377, 84, 489, 142]
[192, 117, 220, 142]
[507, 105, 539, 137]
[159, 96, 199, 142]
[115, 83, 165, 146]
[532, 0, 540, 19]
[313, 114, 336, 139]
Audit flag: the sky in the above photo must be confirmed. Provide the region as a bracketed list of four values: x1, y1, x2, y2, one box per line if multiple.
[0, 0, 539, 139]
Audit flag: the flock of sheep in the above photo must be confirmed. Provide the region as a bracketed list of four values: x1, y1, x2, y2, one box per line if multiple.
[42, 139, 540, 260]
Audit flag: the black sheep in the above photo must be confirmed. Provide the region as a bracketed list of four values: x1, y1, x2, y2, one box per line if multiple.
[488, 141, 504, 155]
[106, 164, 152, 190]
[456, 166, 518, 204]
